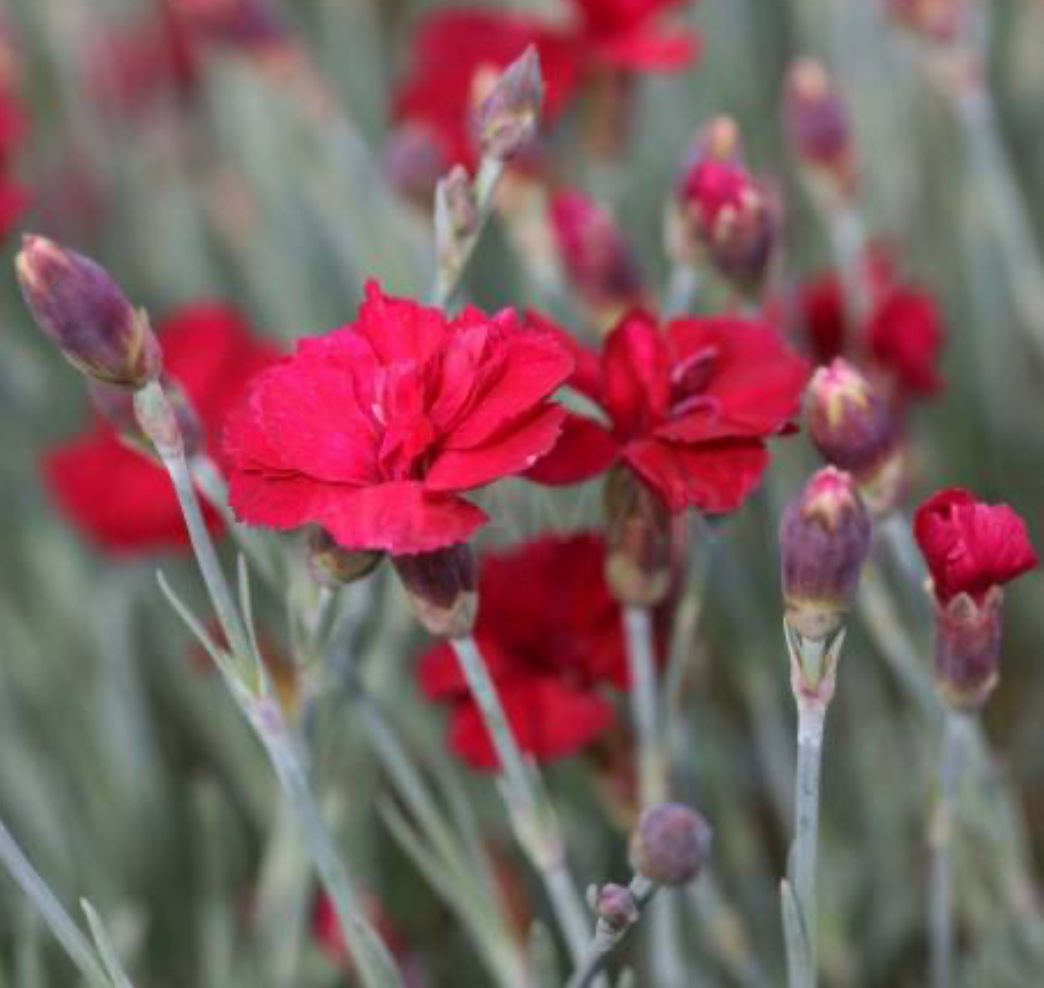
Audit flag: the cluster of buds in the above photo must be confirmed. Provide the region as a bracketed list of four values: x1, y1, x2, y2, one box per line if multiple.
[17, 235, 162, 390]
[393, 545, 478, 640]
[805, 359, 909, 517]
[671, 115, 780, 298]
[604, 465, 679, 608]
[783, 59, 857, 202]
[914, 488, 1038, 711]
[780, 468, 872, 699]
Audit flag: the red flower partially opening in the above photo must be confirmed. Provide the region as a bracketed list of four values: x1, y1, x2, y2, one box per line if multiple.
[528, 311, 810, 513]
[420, 534, 644, 770]
[914, 488, 1038, 605]
[223, 282, 573, 555]
[45, 304, 278, 553]
[394, 0, 698, 168]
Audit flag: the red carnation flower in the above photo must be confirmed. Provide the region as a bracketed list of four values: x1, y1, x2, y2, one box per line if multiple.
[796, 253, 945, 401]
[45, 303, 278, 553]
[223, 282, 573, 555]
[528, 311, 810, 513]
[420, 534, 644, 770]
[914, 488, 1038, 605]
[394, 0, 697, 168]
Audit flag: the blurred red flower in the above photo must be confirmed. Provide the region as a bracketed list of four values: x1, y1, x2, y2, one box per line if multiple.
[528, 311, 810, 513]
[394, 0, 698, 167]
[914, 488, 1038, 605]
[797, 255, 945, 401]
[0, 56, 29, 240]
[45, 304, 278, 553]
[224, 282, 572, 555]
[420, 534, 641, 770]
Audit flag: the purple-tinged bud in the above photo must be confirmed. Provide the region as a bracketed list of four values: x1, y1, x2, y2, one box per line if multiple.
[887, 0, 971, 44]
[473, 46, 544, 163]
[394, 545, 478, 639]
[784, 59, 857, 197]
[629, 803, 713, 887]
[90, 377, 206, 459]
[307, 528, 384, 588]
[933, 586, 1003, 711]
[384, 124, 448, 203]
[805, 359, 897, 475]
[595, 884, 639, 933]
[16, 235, 162, 388]
[780, 468, 872, 641]
[604, 466, 677, 608]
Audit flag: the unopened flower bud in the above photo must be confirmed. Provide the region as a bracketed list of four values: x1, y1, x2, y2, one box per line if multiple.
[805, 359, 896, 475]
[780, 468, 872, 642]
[16, 235, 162, 388]
[90, 377, 206, 459]
[308, 528, 383, 588]
[473, 46, 543, 162]
[629, 803, 712, 887]
[394, 544, 478, 639]
[887, 0, 970, 44]
[933, 587, 1003, 711]
[595, 884, 639, 933]
[784, 59, 856, 197]
[605, 466, 676, 607]
[384, 124, 448, 203]
[550, 190, 642, 319]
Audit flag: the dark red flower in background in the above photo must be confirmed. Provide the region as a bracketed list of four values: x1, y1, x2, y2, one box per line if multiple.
[528, 311, 810, 513]
[224, 282, 572, 555]
[394, 0, 698, 167]
[796, 253, 945, 401]
[0, 43, 29, 240]
[46, 304, 278, 553]
[420, 534, 641, 770]
[914, 488, 1038, 605]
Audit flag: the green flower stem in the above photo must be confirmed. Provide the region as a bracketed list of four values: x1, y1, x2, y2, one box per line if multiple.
[451, 634, 592, 974]
[563, 876, 657, 988]
[827, 203, 872, 324]
[663, 263, 701, 318]
[623, 606, 667, 808]
[135, 379, 403, 988]
[792, 696, 826, 988]
[433, 156, 506, 308]
[0, 814, 109, 987]
[929, 710, 968, 988]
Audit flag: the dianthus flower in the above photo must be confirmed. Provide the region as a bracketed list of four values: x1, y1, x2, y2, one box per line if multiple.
[394, 0, 698, 167]
[914, 488, 1038, 606]
[0, 54, 29, 239]
[223, 282, 573, 555]
[797, 253, 945, 401]
[914, 488, 1038, 710]
[420, 534, 649, 770]
[46, 304, 277, 553]
[528, 310, 810, 513]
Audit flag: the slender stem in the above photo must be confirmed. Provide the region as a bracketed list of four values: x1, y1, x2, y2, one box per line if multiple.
[828, 203, 872, 325]
[0, 814, 108, 986]
[433, 156, 506, 308]
[929, 711, 967, 988]
[564, 877, 657, 988]
[624, 607, 667, 808]
[137, 380, 402, 988]
[792, 699, 826, 987]
[451, 635, 592, 971]
[663, 263, 700, 319]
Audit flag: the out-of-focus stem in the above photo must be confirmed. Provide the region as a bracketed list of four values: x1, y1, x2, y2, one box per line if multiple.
[563, 876, 657, 988]
[0, 814, 108, 987]
[952, 84, 1044, 363]
[624, 606, 667, 808]
[929, 710, 967, 988]
[792, 699, 826, 987]
[138, 380, 403, 988]
[827, 203, 872, 324]
[663, 263, 700, 318]
[451, 635, 592, 974]
[433, 156, 506, 308]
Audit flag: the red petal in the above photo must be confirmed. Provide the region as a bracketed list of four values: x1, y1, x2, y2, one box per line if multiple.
[592, 28, 698, 70]
[524, 412, 620, 485]
[624, 439, 769, 513]
[525, 311, 605, 404]
[427, 406, 567, 492]
[602, 312, 671, 437]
